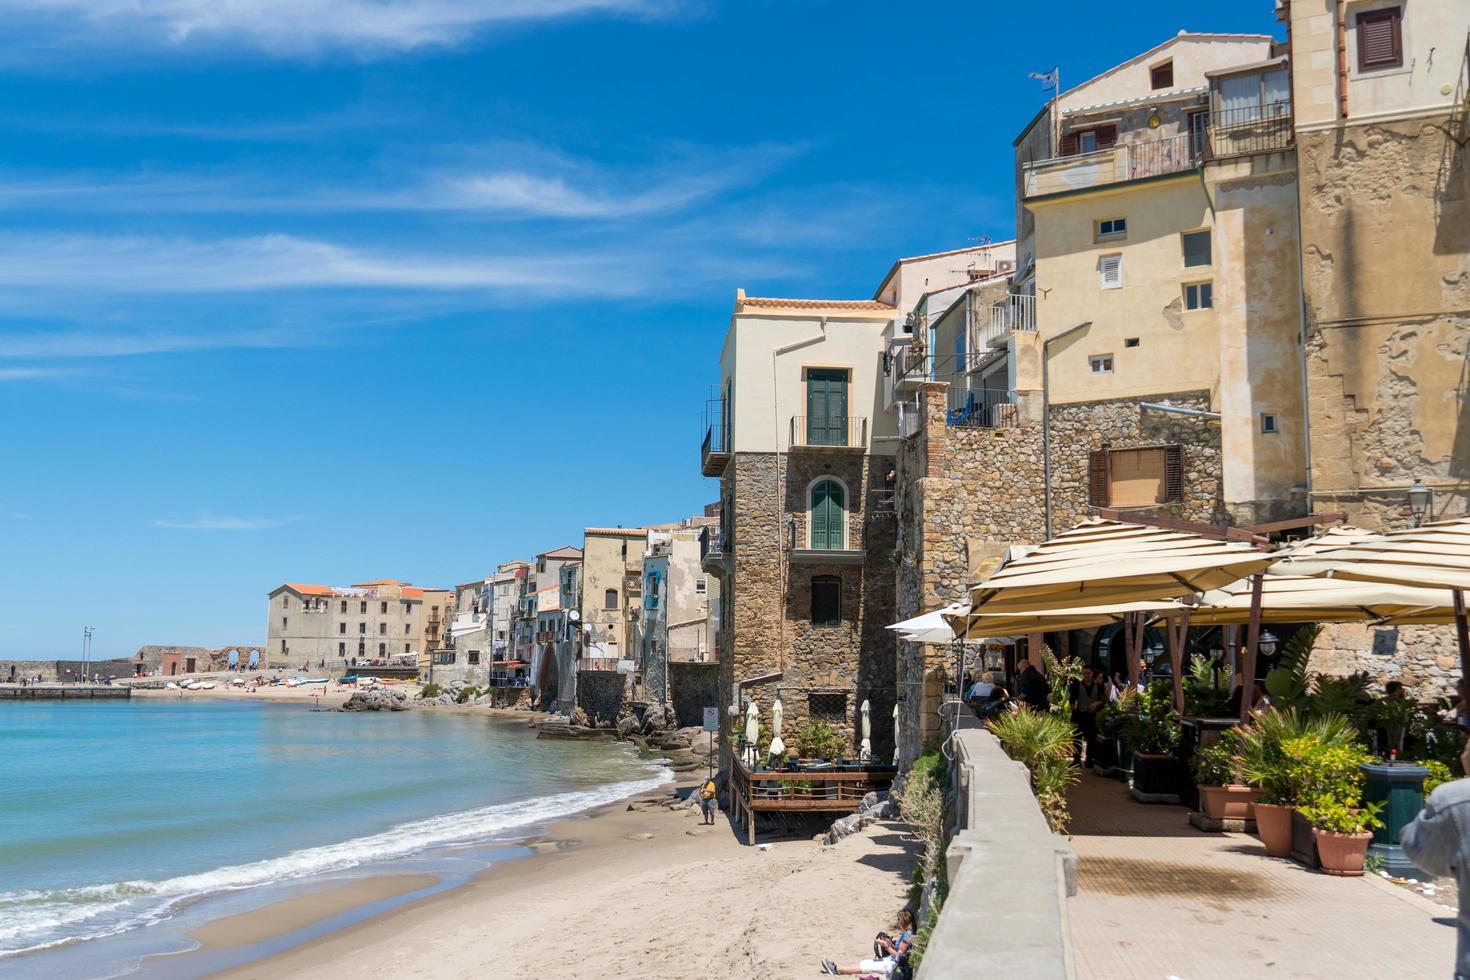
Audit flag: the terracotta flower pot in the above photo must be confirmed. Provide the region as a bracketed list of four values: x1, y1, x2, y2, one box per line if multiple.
[1198, 784, 1263, 821]
[1313, 828, 1374, 876]
[1253, 802, 1294, 857]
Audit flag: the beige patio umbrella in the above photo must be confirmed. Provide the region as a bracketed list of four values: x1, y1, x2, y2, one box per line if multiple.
[768, 697, 785, 763]
[1187, 574, 1453, 626]
[966, 518, 1280, 714]
[1300, 517, 1470, 679]
[743, 701, 759, 769]
[860, 699, 872, 761]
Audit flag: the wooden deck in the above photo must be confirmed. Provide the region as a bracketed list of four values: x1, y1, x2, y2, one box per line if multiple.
[729, 757, 895, 844]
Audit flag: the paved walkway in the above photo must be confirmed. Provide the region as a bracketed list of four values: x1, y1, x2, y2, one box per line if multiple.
[1066, 769, 1455, 979]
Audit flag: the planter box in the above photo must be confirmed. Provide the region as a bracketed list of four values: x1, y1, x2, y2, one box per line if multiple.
[1198, 785, 1262, 822]
[1132, 752, 1184, 798]
[1291, 807, 1320, 869]
[1315, 828, 1373, 877]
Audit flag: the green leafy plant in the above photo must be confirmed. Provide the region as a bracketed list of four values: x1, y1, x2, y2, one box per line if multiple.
[1264, 624, 1318, 707]
[1368, 695, 1417, 756]
[1422, 759, 1454, 796]
[988, 709, 1080, 833]
[794, 719, 846, 761]
[1123, 682, 1181, 755]
[1308, 672, 1370, 721]
[1183, 655, 1232, 717]
[455, 685, 481, 703]
[1285, 736, 1383, 834]
[1235, 707, 1359, 805]
[418, 682, 442, 699]
[1190, 729, 1242, 786]
[1098, 688, 1139, 737]
[1038, 643, 1083, 718]
[893, 750, 948, 936]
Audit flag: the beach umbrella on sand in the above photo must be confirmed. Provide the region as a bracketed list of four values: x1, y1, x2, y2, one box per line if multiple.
[768, 697, 785, 762]
[892, 704, 901, 767]
[743, 701, 759, 768]
[860, 699, 872, 761]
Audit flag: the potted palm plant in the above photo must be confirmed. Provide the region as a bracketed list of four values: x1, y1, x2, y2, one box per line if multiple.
[1191, 729, 1261, 821]
[1237, 708, 1361, 860]
[1125, 683, 1183, 798]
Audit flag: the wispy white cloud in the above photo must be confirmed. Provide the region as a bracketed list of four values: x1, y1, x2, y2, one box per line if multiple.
[0, 365, 75, 380]
[152, 514, 302, 531]
[0, 0, 678, 59]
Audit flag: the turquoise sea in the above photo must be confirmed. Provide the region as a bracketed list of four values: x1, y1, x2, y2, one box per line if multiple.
[0, 699, 668, 977]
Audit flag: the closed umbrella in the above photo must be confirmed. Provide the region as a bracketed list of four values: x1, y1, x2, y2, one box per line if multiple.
[892, 703, 901, 767]
[886, 602, 968, 644]
[768, 697, 785, 763]
[743, 701, 759, 769]
[860, 699, 872, 761]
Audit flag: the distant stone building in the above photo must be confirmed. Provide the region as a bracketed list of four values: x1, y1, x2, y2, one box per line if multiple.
[638, 518, 719, 709]
[264, 579, 451, 671]
[430, 578, 492, 688]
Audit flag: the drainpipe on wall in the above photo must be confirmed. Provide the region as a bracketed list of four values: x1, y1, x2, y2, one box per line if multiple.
[1041, 321, 1093, 538]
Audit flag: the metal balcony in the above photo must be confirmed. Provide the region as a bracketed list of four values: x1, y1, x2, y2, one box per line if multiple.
[789, 416, 868, 450]
[701, 389, 730, 477]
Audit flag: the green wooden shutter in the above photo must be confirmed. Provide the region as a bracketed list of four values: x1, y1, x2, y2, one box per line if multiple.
[811, 479, 845, 549]
[806, 369, 849, 446]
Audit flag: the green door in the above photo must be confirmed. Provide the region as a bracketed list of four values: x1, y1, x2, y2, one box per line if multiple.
[806, 369, 849, 446]
[810, 478, 845, 550]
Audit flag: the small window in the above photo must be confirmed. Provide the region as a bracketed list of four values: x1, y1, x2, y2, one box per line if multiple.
[1089, 445, 1185, 508]
[1356, 7, 1403, 72]
[604, 588, 618, 610]
[1099, 254, 1122, 289]
[808, 691, 847, 723]
[281, 616, 287, 629]
[339, 623, 346, 634]
[1182, 230, 1212, 268]
[405, 643, 411, 653]
[1150, 60, 1174, 90]
[378, 643, 386, 656]
[359, 622, 366, 634]
[1096, 217, 1127, 240]
[379, 622, 387, 635]
[1261, 413, 1279, 434]
[811, 575, 842, 626]
[380, 601, 388, 614]
[1184, 282, 1214, 311]
[696, 577, 708, 594]
[338, 641, 345, 656]
[1124, 338, 1140, 349]
[282, 596, 290, 609]
[340, 600, 348, 613]
[405, 624, 411, 635]
[1090, 354, 1114, 375]
[468, 651, 481, 665]
[360, 601, 367, 614]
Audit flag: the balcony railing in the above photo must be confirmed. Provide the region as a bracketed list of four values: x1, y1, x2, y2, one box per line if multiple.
[982, 294, 1037, 347]
[701, 389, 730, 476]
[790, 415, 868, 449]
[912, 354, 1019, 429]
[1023, 101, 1292, 199]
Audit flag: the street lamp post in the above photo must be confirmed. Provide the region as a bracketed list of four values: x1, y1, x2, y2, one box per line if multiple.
[1408, 479, 1433, 527]
[82, 626, 95, 685]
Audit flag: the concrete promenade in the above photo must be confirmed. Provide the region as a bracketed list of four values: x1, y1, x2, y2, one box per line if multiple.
[1067, 770, 1455, 978]
[0, 684, 130, 700]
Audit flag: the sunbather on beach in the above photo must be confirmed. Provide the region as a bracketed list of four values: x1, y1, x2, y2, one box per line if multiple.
[821, 909, 914, 976]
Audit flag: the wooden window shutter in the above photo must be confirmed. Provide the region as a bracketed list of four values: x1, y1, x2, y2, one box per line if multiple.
[1357, 8, 1402, 71]
[1163, 445, 1184, 503]
[1060, 131, 1078, 156]
[1088, 450, 1111, 508]
[1096, 125, 1118, 149]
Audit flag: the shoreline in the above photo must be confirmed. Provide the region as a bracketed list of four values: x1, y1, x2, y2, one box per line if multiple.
[159, 777, 915, 980]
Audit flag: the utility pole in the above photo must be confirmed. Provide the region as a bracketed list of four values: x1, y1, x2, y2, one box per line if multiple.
[82, 626, 95, 685]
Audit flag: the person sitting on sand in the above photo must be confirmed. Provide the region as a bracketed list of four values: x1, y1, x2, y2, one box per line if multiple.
[822, 909, 914, 976]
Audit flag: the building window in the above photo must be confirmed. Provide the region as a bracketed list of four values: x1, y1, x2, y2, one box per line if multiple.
[804, 368, 850, 447]
[359, 622, 366, 634]
[696, 577, 707, 594]
[605, 588, 618, 610]
[281, 640, 287, 653]
[405, 643, 412, 653]
[282, 596, 290, 609]
[1182, 230, 1212, 268]
[1184, 282, 1214, 311]
[808, 478, 847, 550]
[1089, 354, 1114, 375]
[338, 623, 346, 635]
[1124, 337, 1140, 349]
[378, 622, 386, 635]
[1261, 413, 1279, 434]
[1060, 124, 1117, 156]
[360, 601, 367, 614]
[281, 616, 287, 629]
[1095, 217, 1126, 241]
[468, 651, 481, 665]
[1150, 60, 1174, 90]
[808, 691, 847, 724]
[338, 642, 345, 656]
[380, 601, 388, 614]
[1099, 254, 1122, 289]
[378, 643, 386, 656]
[341, 600, 348, 613]
[811, 575, 842, 626]
[405, 623, 411, 635]
[1356, 7, 1403, 72]
[1088, 445, 1184, 508]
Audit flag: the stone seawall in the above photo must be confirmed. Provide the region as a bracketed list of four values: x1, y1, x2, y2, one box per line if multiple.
[0, 685, 130, 700]
[668, 661, 718, 728]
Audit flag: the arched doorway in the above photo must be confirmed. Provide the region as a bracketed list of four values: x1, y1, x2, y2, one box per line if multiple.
[538, 644, 559, 707]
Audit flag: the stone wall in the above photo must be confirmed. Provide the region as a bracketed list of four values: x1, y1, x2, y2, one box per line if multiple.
[669, 660, 719, 728]
[0, 659, 136, 683]
[1048, 390, 1225, 528]
[1312, 622, 1461, 701]
[576, 669, 627, 727]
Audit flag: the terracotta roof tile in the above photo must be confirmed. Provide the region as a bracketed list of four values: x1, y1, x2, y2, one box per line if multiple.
[739, 295, 895, 311]
[284, 583, 335, 596]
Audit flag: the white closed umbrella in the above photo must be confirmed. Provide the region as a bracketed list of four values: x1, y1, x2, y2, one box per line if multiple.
[892, 703, 901, 767]
[768, 697, 785, 762]
[743, 701, 759, 768]
[860, 699, 872, 761]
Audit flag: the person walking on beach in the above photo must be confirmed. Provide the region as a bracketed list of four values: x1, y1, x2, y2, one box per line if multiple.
[699, 777, 718, 825]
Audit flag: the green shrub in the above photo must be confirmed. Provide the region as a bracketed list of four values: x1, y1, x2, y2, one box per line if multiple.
[988, 709, 1080, 833]
[1190, 729, 1241, 786]
[1236, 707, 1358, 805]
[455, 685, 480, 703]
[1038, 643, 1082, 717]
[794, 720, 846, 760]
[1123, 682, 1181, 754]
[1422, 759, 1454, 795]
[418, 683, 442, 700]
[1285, 736, 1383, 834]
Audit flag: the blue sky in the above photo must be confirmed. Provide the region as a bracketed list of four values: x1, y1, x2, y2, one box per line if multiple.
[0, 0, 1277, 659]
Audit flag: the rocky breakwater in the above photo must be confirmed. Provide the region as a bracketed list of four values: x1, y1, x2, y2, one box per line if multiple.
[538, 706, 714, 776]
[339, 688, 411, 712]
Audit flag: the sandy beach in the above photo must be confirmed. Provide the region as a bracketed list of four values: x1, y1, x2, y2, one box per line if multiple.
[179, 780, 918, 980]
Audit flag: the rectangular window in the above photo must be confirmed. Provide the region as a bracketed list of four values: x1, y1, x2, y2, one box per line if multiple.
[808, 692, 847, 724]
[405, 624, 411, 635]
[338, 642, 345, 656]
[340, 600, 347, 614]
[282, 596, 290, 609]
[1099, 254, 1122, 289]
[805, 367, 850, 447]
[360, 601, 367, 614]
[468, 651, 481, 665]
[380, 601, 388, 614]
[1124, 338, 1140, 349]
[1150, 60, 1174, 90]
[378, 643, 386, 656]
[359, 622, 366, 634]
[379, 622, 387, 635]
[1184, 282, 1214, 310]
[1096, 217, 1127, 240]
[811, 575, 842, 626]
[1182, 230, 1212, 268]
[281, 616, 287, 629]
[1089, 446, 1184, 508]
[338, 623, 346, 634]
[1261, 413, 1279, 434]
[1356, 7, 1403, 72]
[405, 643, 412, 653]
[605, 588, 618, 610]
[1089, 354, 1114, 375]
[696, 577, 708, 594]
[1060, 124, 1117, 156]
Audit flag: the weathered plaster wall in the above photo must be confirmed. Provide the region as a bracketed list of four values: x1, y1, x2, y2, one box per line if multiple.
[1299, 115, 1470, 527]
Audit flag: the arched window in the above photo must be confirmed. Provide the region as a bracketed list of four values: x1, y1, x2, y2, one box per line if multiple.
[809, 477, 847, 550]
